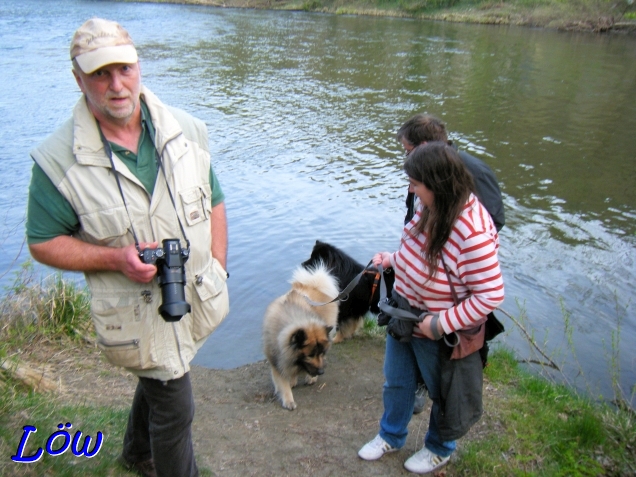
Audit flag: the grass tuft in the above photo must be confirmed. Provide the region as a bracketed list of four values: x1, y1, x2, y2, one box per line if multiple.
[360, 313, 387, 338]
[0, 261, 92, 348]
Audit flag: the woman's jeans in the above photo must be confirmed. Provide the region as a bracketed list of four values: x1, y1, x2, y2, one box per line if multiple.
[379, 334, 456, 457]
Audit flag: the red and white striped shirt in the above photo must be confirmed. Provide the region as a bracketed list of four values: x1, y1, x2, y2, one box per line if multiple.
[390, 193, 504, 336]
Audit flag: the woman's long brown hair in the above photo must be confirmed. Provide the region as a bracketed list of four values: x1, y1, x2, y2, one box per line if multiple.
[403, 141, 475, 278]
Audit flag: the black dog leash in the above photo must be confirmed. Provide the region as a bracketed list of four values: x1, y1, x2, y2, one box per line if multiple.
[303, 260, 376, 307]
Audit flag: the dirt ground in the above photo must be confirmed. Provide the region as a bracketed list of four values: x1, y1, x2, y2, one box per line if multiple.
[24, 334, 504, 477]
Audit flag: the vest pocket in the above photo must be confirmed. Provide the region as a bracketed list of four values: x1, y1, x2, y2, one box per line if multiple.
[92, 302, 157, 370]
[97, 337, 142, 369]
[180, 186, 211, 227]
[190, 258, 229, 342]
[79, 206, 131, 247]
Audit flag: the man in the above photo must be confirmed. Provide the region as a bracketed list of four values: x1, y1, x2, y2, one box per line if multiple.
[397, 114, 505, 231]
[395, 114, 505, 415]
[26, 18, 229, 477]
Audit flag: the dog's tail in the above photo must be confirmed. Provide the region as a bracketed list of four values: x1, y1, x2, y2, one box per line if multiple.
[291, 263, 339, 299]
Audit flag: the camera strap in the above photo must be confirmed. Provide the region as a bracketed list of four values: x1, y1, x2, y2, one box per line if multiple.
[99, 127, 143, 249]
[154, 145, 190, 249]
[98, 126, 190, 252]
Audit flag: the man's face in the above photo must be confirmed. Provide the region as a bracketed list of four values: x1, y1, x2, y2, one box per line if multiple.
[73, 62, 141, 126]
[401, 137, 415, 156]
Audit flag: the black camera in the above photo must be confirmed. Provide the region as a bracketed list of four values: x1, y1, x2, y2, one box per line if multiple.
[139, 239, 191, 322]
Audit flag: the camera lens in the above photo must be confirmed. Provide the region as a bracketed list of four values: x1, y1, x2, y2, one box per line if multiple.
[156, 239, 191, 322]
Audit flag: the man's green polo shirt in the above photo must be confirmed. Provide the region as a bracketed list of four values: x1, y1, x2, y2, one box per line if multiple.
[26, 101, 224, 245]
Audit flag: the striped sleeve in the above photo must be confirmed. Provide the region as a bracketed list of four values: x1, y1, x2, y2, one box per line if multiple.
[438, 206, 504, 333]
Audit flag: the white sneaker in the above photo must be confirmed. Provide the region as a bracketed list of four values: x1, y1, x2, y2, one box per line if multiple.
[404, 446, 450, 474]
[358, 434, 398, 461]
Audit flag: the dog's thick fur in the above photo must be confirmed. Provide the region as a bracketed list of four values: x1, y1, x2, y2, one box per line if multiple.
[302, 240, 394, 342]
[262, 264, 339, 410]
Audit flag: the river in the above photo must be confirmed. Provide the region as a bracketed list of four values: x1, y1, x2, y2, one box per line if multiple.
[1, 0, 634, 404]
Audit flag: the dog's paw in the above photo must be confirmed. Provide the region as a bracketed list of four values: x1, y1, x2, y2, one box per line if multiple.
[305, 375, 318, 385]
[281, 399, 297, 410]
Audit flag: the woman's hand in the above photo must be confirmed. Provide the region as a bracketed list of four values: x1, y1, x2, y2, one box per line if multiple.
[373, 252, 392, 269]
[417, 314, 444, 341]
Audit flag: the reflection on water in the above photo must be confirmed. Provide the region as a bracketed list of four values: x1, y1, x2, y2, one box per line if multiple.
[0, 0, 634, 404]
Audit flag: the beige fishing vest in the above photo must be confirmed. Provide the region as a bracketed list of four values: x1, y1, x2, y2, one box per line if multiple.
[31, 86, 229, 381]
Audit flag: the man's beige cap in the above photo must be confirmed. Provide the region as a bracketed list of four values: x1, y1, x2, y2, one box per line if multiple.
[70, 18, 138, 74]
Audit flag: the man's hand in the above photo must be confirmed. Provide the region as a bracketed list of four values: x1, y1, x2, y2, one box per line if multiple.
[120, 242, 158, 283]
[29, 236, 158, 284]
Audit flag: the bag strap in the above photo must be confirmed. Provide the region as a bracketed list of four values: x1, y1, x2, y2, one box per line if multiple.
[441, 253, 493, 350]
[439, 253, 462, 348]
[439, 253, 459, 306]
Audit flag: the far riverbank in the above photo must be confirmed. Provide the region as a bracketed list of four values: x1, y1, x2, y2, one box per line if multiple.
[131, 0, 636, 33]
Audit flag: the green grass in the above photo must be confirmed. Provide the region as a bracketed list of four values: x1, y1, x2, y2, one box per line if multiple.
[0, 261, 92, 353]
[360, 313, 387, 338]
[0, 384, 215, 477]
[0, 264, 119, 475]
[0, 385, 131, 477]
[453, 348, 636, 477]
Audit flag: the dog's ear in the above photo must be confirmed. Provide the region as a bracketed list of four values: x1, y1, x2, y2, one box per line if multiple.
[290, 329, 307, 349]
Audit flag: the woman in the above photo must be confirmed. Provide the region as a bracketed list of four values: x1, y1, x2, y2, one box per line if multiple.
[358, 141, 504, 474]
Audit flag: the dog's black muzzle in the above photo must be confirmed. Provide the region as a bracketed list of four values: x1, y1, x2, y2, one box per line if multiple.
[303, 364, 325, 376]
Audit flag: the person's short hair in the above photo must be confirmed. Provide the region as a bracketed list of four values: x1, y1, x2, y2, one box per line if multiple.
[396, 114, 448, 146]
[70, 18, 138, 74]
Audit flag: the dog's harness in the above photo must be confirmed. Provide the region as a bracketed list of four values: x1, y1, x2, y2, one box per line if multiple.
[303, 261, 379, 307]
[367, 268, 381, 307]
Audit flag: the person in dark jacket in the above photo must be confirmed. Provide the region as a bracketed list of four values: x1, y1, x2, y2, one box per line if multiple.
[397, 114, 505, 231]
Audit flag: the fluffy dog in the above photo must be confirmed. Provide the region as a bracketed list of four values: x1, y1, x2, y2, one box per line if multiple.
[263, 264, 339, 410]
[302, 240, 394, 342]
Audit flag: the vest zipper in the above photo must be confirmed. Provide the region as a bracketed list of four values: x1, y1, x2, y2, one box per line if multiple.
[98, 338, 140, 347]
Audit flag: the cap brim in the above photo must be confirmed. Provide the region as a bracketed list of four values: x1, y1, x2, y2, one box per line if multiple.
[75, 45, 138, 74]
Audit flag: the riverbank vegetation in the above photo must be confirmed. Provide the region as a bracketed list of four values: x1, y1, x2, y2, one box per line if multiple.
[133, 0, 636, 33]
[1, 270, 634, 475]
